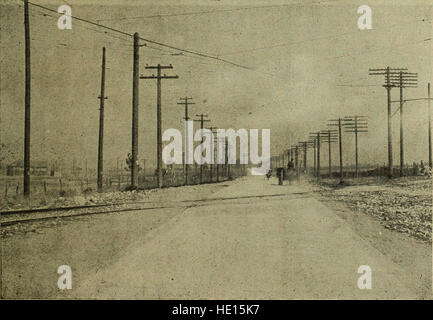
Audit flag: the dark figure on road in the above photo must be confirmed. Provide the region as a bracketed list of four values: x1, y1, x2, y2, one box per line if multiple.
[276, 167, 284, 185]
[287, 158, 295, 184]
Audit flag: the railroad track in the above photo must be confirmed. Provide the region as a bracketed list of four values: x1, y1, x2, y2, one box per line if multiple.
[1, 192, 310, 227]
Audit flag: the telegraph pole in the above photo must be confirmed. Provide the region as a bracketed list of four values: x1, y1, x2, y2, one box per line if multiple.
[294, 145, 299, 181]
[23, 0, 31, 197]
[97, 47, 107, 192]
[320, 129, 338, 178]
[141, 64, 179, 188]
[193, 114, 210, 183]
[177, 97, 195, 185]
[215, 135, 222, 182]
[308, 137, 317, 177]
[317, 133, 320, 182]
[369, 67, 408, 178]
[131, 32, 139, 187]
[309, 133, 320, 181]
[429, 83, 432, 168]
[328, 118, 344, 183]
[298, 141, 308, 173]
[383, 71, 417, 176]
[208, 126, 216, 182]
[389, 82, 432, 169]
[343, 116, 368, 178]
[225, 138, 229, 178]
[394, 71, 417, 176]
[399, 72, 404, 177]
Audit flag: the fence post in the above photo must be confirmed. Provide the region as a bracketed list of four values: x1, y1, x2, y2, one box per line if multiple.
[4, 183, 8, 198]
[44, 181, 47, 195]
[16, 183, 19, 196]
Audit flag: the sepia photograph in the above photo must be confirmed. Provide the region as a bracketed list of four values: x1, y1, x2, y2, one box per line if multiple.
[0, 0, 432, 303]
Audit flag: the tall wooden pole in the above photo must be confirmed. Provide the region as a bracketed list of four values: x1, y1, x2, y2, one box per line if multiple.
[23, 0, 31, 197]
[313, 140, 316, 177]
[386, 67, 394, 178]
[156, 65, 162, 187]
[97, 47, 106, 192]
[355, 116, 359, 178]
[295, 146, 299, 181]
[141, 65, 178, 188]
[328, 131, 332, 178]
[338, 118, 343, 182]
[131, 32, 139, 187]
[428, 83, 432, 169]
[317, 133, 321, 182]
[303, 143, 307, 172]
[178, 97, 195, 185]
[399, 72, 404, 177]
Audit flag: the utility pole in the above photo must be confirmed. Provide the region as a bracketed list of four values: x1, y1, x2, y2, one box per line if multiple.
[298, 141, 308, 173]
[389, 83, 432, 169]
[23, 0, 31, 197]
[193, 114, 210, 183]
[215, 135, 222, 182]
[141, 64, 179, 188]
[225, 138, 230, 178]
[320, 129, 338, 178]
[97, 47, 107, 192]
[309, 133, 321, 182]
[328, 118, 344, 183]
[343, 116, 368, 178]
[294, 145, 299, 181]
[390, 71, 418, 176]
[208, 126, 216, 182]
[177, 97, 195, 185]
[369, 67, 408, 178]
[429, 83, 432, 168]
[131, 32, 139, 187]
[317, 133, 320, 182]
[303, 143, 307, 173]
[308, 137, 317, 177]
[399, 72, 404, 177]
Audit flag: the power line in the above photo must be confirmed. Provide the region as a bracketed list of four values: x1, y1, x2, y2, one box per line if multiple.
[219, 17, 430, 57]
[96, 4, 293, 22]
[24, 1, 254, 71]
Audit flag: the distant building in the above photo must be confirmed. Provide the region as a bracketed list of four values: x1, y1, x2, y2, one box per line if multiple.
[6, 160, 54, 176]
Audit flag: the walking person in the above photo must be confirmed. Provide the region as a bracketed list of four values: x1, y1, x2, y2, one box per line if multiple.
[287, 158, 295, 184]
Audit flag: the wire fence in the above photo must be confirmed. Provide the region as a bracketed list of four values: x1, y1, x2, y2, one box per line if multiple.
[1, 164, 247, 207]
[272, 162, 432, 180]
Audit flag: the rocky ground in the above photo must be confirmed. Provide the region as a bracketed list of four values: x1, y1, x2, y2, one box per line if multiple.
[313, 176, 432, 243]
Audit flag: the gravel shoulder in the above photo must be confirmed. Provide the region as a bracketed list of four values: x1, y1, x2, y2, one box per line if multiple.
[310, 177, 432, 299]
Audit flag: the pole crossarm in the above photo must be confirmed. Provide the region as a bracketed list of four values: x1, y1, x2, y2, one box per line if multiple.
[390, 97, 433, 103]
[140, 63, 179, 188]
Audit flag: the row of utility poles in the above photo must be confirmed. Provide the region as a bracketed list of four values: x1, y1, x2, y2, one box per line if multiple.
[273, 67, 431, 182]
[277, 115, 368, 183]
[130, 32, 231, 189]
[20, 0, 433, 196]
[368, 67, 418, 178]
[21, 3, 232, 197]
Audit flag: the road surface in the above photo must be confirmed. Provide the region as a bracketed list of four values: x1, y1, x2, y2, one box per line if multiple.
[2, 175, 431, 299]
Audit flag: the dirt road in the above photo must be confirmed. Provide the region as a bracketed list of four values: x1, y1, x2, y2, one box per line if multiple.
[2, 175, 431, 299]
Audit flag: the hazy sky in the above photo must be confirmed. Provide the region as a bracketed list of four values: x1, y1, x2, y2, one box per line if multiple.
[1, 0, 432, 170]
